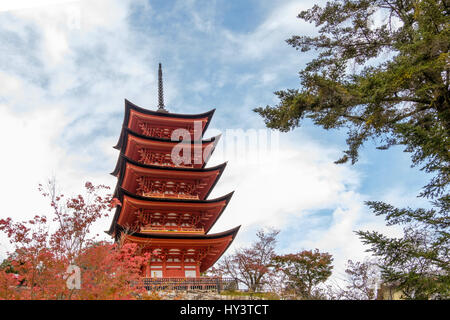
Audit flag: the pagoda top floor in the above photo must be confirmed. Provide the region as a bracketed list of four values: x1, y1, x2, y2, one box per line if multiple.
[114, 99, 215, 148]
[112, 128, 221, 170]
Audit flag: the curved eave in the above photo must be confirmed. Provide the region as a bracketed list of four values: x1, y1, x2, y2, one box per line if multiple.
[202, 133, 221, 168]
[201, 225, 240, 272]
[114, 99, 215, 149]
[118, 187, 234, 204]
[125, 98, 216, 120]
[111, 130, 221, 175]
[113, 126, 220, 152]
[106, 188, 234, 236]
[112, 155, 227, 198]
[118, 224, 240, 240]
[203, 188, 233, 234]
[118, 224, 240, 273]
[112, 154, 226, 176]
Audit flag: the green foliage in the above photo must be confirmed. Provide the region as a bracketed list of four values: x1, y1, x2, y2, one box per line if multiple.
[273, 249, 333, 299]
[254, 0, 449, 299]
[357, 199, 450, 299]
[0, 258, 15, 274]
[220, 290, 280, 300]
[254, 0, 449, 179]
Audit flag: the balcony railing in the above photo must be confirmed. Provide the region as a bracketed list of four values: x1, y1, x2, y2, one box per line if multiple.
[141, 191, 200, 200]
[140, 226, 204, 234]
[142, 277, 238, 292]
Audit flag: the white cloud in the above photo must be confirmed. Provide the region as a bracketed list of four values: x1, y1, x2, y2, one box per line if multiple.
[221, 0, 318, 61]
[0, 0, 77, 12]
[201, 128, 406, 285]
[209, 139, 360, 231]
[0, 0, 139, 257]
[0, 98, 67, 255]
[204, 132, 395, 281]
[0, 0, 410, 287]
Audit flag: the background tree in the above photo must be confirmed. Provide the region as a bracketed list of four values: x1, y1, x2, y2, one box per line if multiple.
[254, 0, 449, 299]
[358, 206, 449, 299]
[213, 228, 279, 292]
[72, 241, 151, 300]
[0, 181, 154, 299]
[333, 259, 381, 300]
[273, 249, 333, 299]
[41, 178, 111, 261]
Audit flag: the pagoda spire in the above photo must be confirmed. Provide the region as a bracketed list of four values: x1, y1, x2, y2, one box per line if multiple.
[157, 63, 168, 113]
[110, 78, 239, 281]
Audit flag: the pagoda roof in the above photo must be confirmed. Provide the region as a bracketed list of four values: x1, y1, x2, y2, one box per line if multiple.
[106, 188, 234, 235]
[123, 98, 216, 121]
[111, 128, 221, 172]
[114, 126, 220, 151]
[113, 155, 227, 200]
[118, 225, 240, 272]
[114, 99, 216, 150]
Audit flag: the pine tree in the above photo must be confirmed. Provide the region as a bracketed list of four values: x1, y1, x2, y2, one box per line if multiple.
[254, 0, 449, 299]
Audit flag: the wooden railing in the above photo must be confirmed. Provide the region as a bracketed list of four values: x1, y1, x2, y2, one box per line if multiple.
[141, 277, 238, 292]
[140, 226, 204, 234]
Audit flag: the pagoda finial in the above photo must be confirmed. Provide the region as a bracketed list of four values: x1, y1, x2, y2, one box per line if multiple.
[157, 63, 167, 112]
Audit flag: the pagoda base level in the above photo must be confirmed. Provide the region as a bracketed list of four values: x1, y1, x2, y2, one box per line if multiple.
[142, 277, 238, 292]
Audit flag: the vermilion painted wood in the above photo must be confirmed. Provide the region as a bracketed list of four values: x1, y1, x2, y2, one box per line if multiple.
[109, 98, 239, 278]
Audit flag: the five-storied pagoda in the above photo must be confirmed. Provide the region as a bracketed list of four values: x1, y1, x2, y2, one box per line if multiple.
[107, 64, 239, 279]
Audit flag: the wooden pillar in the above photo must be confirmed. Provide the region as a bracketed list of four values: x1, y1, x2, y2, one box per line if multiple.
[162, 255, 167, 277]
[181, 249, 185, 278]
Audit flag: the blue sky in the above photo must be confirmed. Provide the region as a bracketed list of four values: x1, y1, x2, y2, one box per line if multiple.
[0, 0, 431, 284]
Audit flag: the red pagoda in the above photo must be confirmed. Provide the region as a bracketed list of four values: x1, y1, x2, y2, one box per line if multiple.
[107, 64, 239, 279]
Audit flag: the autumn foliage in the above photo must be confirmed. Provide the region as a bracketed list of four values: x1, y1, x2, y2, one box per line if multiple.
[211, 228, 279, 292]
[0, 180, 154, 300]
[273, 249, 333, 299]
[211, 229, 335, 299]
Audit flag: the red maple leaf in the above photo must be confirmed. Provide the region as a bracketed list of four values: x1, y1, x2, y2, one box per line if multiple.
[109, 198, 122, 208]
